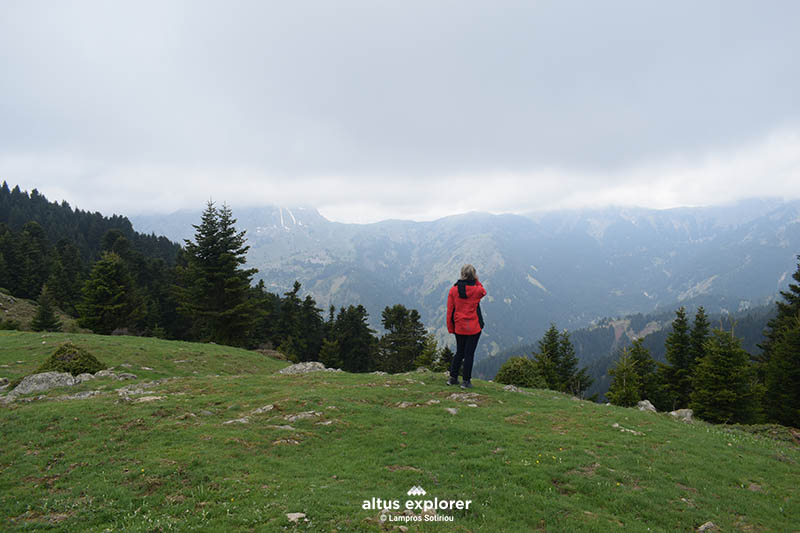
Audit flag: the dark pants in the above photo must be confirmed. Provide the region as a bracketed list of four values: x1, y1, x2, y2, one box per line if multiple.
[450, 332, 481, 382]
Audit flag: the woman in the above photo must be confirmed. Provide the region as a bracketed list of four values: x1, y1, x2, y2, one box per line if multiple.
[446, 264, 486, 388]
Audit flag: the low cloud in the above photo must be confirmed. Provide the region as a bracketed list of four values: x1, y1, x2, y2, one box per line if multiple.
[3, 129, 798, 223]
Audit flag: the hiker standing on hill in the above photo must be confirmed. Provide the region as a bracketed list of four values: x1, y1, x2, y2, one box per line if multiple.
[446, 264, 486, 388]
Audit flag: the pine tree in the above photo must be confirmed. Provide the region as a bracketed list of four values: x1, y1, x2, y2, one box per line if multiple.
[31, 285, 62, 332]
[689, 306, 710, 367]
[414, 333, 438, 369]
[532, 324, 592, 396]
[763, 316, 800, 427]
[78, 252, 142, 334]
[376, 305, 426, 373]
[176, 202, 257, 346]
[607, 348, 641, 407]
[690, 329, 757, 424]
[319, 337, 342, 369]
[434, 346, 455, 373]
[660, 307, 692, 409]
[760, 256, 800, 365]
[533, 324, 561, 389]
[628, 338, 658, 401]
[322, 305, 376, 372]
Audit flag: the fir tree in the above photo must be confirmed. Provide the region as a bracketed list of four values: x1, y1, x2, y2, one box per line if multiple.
[690, 329, 757, 424]
[532, 324, 593, 396]
[660, 307, 692, 409]
[376, 305, 426, 373]
[31, 285, 62, 332]
[763, 316, 800, 427]
[689, 306, 710, 367]
[318, 337, 342, 369]
[533, 324, 561, 389]
[434, 345, 455, 373]
[414, 333, 438, 369]
[628, 338, 659, 401]
[760, 256, 800, 365]
[321, 304, 375, 372]
[78, 252, 142, 334]
[607, 348, 641, 407]
[176, 202, 258, 347]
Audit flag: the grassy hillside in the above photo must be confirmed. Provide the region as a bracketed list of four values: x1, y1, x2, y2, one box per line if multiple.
[0, 290, 82, 333]
[1, 332, 798, 531]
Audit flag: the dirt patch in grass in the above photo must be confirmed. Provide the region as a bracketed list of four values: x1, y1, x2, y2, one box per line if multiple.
[385, 465, 423, 472]
[568, 462, 600, 477]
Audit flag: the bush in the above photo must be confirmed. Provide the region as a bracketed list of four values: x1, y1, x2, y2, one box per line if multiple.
[35, 342, 107, 376]
[495, 356, 546, 389]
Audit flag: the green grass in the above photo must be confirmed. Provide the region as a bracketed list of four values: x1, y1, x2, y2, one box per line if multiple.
[1, 331, 798, 531]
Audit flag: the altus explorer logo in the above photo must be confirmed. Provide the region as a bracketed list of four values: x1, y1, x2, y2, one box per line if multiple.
[362, 485, 472, 523]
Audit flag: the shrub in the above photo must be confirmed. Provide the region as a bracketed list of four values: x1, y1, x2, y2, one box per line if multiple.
[35, 342, 106, 376]
[495, 356, 546, 389]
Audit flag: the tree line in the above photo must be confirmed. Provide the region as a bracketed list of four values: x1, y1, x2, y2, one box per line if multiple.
[604, 263, 800, 428]
[0, 185, 449, 373]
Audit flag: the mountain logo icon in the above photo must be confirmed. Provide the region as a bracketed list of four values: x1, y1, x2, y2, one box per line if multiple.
[407, 486, 427, 496]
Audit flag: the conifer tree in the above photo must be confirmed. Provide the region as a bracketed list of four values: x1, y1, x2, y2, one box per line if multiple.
[78, 252, 142, 334]
[533, 324, 561, 389]
[763, 317, 800, 427]
[414, 333, 439, 369]
[376, 305, 426, 373]
[689, 306, 710, 367]
[607, 348, 641, 407]
[31, 285, 62, 332]
[176, 202, 257, 346]
[660, 307, 692, 409]
[434, 345, 455, 373]
[628, 338, 659, 401]
[760, 256, 800, 365]
[330, 304, 376, 372]
[319, 337, 342, 369]
[690, 329, 757, 424]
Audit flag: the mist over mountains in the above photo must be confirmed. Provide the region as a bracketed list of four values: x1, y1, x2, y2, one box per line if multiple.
[132, 198, 800, 360]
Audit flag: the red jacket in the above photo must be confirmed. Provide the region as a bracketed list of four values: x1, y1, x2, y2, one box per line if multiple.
[447, 279, 486, 335]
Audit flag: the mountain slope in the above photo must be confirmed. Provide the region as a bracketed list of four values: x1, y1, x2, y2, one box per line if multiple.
[132, 199, 800, 359]
[1, 331, 798, 531]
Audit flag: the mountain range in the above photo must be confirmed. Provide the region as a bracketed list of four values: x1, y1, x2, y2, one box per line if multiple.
[132, 198, 800, 361]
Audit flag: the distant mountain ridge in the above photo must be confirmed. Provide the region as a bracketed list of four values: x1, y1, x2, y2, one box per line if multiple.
[131, 198, 800, 359]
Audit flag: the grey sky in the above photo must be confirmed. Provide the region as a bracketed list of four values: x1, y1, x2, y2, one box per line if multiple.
[1, 1, 798, 222]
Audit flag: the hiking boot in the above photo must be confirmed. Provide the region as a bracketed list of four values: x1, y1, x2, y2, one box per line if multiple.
[446, 377, 459, 386]
[460, 380, 473, 389]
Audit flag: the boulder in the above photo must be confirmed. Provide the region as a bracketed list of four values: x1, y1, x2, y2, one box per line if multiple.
[279, 361, 328, 374]
[697, 521, 718, 532]
[10, 372, 76, 396]
[637, 400, 657, 413]
[670, 409, 693, 422]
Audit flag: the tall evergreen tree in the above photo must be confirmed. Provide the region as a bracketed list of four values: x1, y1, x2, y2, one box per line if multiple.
[176, 202, 258, 346]
[434, 345, 455, 373]
[533, 324, 561, 389]
[331, 304, 376, 372]
[628, 338, 659, 402]
[689, 306, 710, 366]
[376, 304, 426, 373]
[660, 307, 692, 409]
[78, 252, 142, 334]
[607, 348, 641, 407]
[690, 329, 757, 424]
[17, 221, 51, 299]
[763, 317, 800, 427]
[31, 285, 62, 332]
[760, 256, 800, 365]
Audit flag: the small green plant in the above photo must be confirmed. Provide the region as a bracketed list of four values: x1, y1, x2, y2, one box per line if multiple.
[35, 342, 107, 376]
[495, 356, 545, 388]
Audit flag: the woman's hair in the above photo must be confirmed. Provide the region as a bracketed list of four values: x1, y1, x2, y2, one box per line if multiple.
[460, 264, 477, 281]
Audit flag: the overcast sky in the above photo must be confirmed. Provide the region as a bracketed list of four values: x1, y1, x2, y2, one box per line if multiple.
[1, 1, 799, 223]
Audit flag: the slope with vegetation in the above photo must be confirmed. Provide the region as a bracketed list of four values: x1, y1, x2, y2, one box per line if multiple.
[1, 331, 798, 531]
